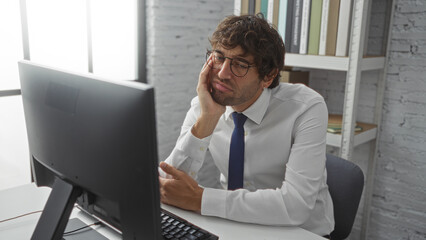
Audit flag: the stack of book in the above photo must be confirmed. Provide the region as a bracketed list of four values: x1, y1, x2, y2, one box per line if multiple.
[327, 114, 363, 134]
[236, 0, 353, 57]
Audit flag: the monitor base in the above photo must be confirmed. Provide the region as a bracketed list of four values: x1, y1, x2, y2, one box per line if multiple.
[31, 177, 81, 240]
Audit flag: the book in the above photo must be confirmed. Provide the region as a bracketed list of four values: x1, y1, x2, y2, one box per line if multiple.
[273, 0, 280, 27]
[290, 0, 303, 53]
[325, 0, 340, 56]
[318, 0, 330, 55]
[299, 0, 311, 54]
[249, 0, 256, 14]
[255, 0, 262, 14]
[235, 0, 241, 15]
[285, 0, 295, 52]
[307, 0, 323, 55]
[327, 126, 362, 133]
[335, 0, 352, 56]
[235, 0, 250, 15]
[277, 0, 288, 42]
[267, 0, 280, 28]
[327, 114, 363, 134]
[261, 0, 269, 18]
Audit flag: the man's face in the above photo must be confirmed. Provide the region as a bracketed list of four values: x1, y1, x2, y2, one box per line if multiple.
[208, 45, 272, 112]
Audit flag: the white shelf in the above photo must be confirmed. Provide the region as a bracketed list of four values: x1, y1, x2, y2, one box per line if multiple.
[361, 57, 386, 71]
[326, 115, 378, 148]
[285, 54, 385, 71]
[326, 127, 377, 147]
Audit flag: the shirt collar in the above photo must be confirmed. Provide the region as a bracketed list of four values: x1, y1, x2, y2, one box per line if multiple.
[224, 88, 271, 125]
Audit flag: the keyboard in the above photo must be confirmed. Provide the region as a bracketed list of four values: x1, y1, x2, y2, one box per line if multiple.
[161, 209, 219, 240]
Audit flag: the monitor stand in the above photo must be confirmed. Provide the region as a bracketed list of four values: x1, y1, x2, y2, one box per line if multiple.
[31, 177, 82, 240]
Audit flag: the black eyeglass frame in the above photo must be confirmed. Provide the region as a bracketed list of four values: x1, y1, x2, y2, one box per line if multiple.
[206, 50, 256, 77]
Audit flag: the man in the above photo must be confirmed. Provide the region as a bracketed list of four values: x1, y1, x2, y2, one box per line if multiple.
[158, 14, 334, 236]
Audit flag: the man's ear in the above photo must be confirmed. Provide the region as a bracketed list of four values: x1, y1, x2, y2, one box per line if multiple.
[262, 69, 279, 88]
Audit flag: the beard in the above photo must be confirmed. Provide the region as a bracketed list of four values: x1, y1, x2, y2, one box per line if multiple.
[209, 76, 241, 106]
[209, 76, 263, 107]
[210, 87, 235, 106]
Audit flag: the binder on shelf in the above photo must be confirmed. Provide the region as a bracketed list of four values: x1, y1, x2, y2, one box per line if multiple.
[335, 0, 352, 56]
[318, 0, 330, 55]
[307, 0, 323, 55]
[325, 0, 340, 56]
[290, 0, 303, 53]
[299, 0, 311, 54]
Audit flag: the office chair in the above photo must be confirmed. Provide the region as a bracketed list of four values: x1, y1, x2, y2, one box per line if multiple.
[326, 154, 364, 240]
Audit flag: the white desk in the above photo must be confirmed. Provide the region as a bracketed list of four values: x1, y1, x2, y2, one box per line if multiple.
[0, 184, 326, 240]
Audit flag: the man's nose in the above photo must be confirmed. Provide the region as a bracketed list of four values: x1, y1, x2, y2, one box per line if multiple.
[217, 59, 233, 79]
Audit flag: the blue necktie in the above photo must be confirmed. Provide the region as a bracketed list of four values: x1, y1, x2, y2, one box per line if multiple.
[228, 112, 247, 190]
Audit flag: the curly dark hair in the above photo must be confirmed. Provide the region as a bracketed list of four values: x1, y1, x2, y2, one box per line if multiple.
[209, 14, 285, 88]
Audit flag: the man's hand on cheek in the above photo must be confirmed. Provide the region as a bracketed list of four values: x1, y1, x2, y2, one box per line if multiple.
[158, 162, 203, 213]
[192, 55, 225, 139]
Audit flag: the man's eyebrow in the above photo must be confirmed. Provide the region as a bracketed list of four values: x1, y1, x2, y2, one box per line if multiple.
[233, 55, 251, 63]
[213, 49, 224, 54]
[234, 56, 250, 63]
[213, 50, 251, 62]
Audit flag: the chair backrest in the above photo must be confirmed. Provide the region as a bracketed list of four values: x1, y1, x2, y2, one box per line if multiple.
[326, 154, 364, 240]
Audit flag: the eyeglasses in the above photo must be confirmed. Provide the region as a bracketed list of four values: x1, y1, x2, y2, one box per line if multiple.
[206, 50, 255, 77]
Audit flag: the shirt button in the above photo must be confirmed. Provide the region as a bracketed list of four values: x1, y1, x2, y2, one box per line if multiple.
[244, 131, 248, 136]
[199, 147, 205, 151]
[190, 171, 196, 177]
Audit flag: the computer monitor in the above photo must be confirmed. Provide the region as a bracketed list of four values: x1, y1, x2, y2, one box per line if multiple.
[18, 60, 162, 239]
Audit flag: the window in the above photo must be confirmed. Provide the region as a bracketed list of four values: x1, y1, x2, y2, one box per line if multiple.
[26, 0, 89, 72]
[0, 1, 23, 91]
[0, 1, 29, 190]
[91, 0, 137, 80]
[0, 0, 138, 190]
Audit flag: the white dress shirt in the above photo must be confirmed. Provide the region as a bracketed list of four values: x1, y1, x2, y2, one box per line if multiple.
[161, 83, 335, 236]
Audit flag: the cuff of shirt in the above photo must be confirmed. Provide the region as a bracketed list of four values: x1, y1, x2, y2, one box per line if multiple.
[171, 130, 212, 176]
[182, 130, 211, 162]
[201, 187, 227, 218]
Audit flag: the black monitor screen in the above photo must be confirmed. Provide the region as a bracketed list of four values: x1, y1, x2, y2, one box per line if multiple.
[19, 60, 161, 239]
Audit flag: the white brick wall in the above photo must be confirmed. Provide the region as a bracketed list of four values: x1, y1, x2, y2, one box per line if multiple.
[147, 0, 426, 239]
[146, 0, 233, 161]
[368, 0, 426, 239]
[313, 0, 426, 239]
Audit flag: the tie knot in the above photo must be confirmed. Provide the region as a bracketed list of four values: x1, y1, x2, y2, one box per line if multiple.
[232, 112, 247, 128]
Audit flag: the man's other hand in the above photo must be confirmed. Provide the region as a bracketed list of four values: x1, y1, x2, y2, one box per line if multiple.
[158, 162, 203, 213]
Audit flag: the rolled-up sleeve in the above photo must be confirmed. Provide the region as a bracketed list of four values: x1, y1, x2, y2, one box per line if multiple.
[159, 97, 211, 179]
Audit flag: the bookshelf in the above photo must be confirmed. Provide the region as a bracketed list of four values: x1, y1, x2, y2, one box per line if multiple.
[235, 0, 396, 239]
[285, 54, 385, 71]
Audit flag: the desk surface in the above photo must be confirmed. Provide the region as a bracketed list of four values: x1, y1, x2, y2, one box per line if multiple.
[0, 184, 325, 240]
